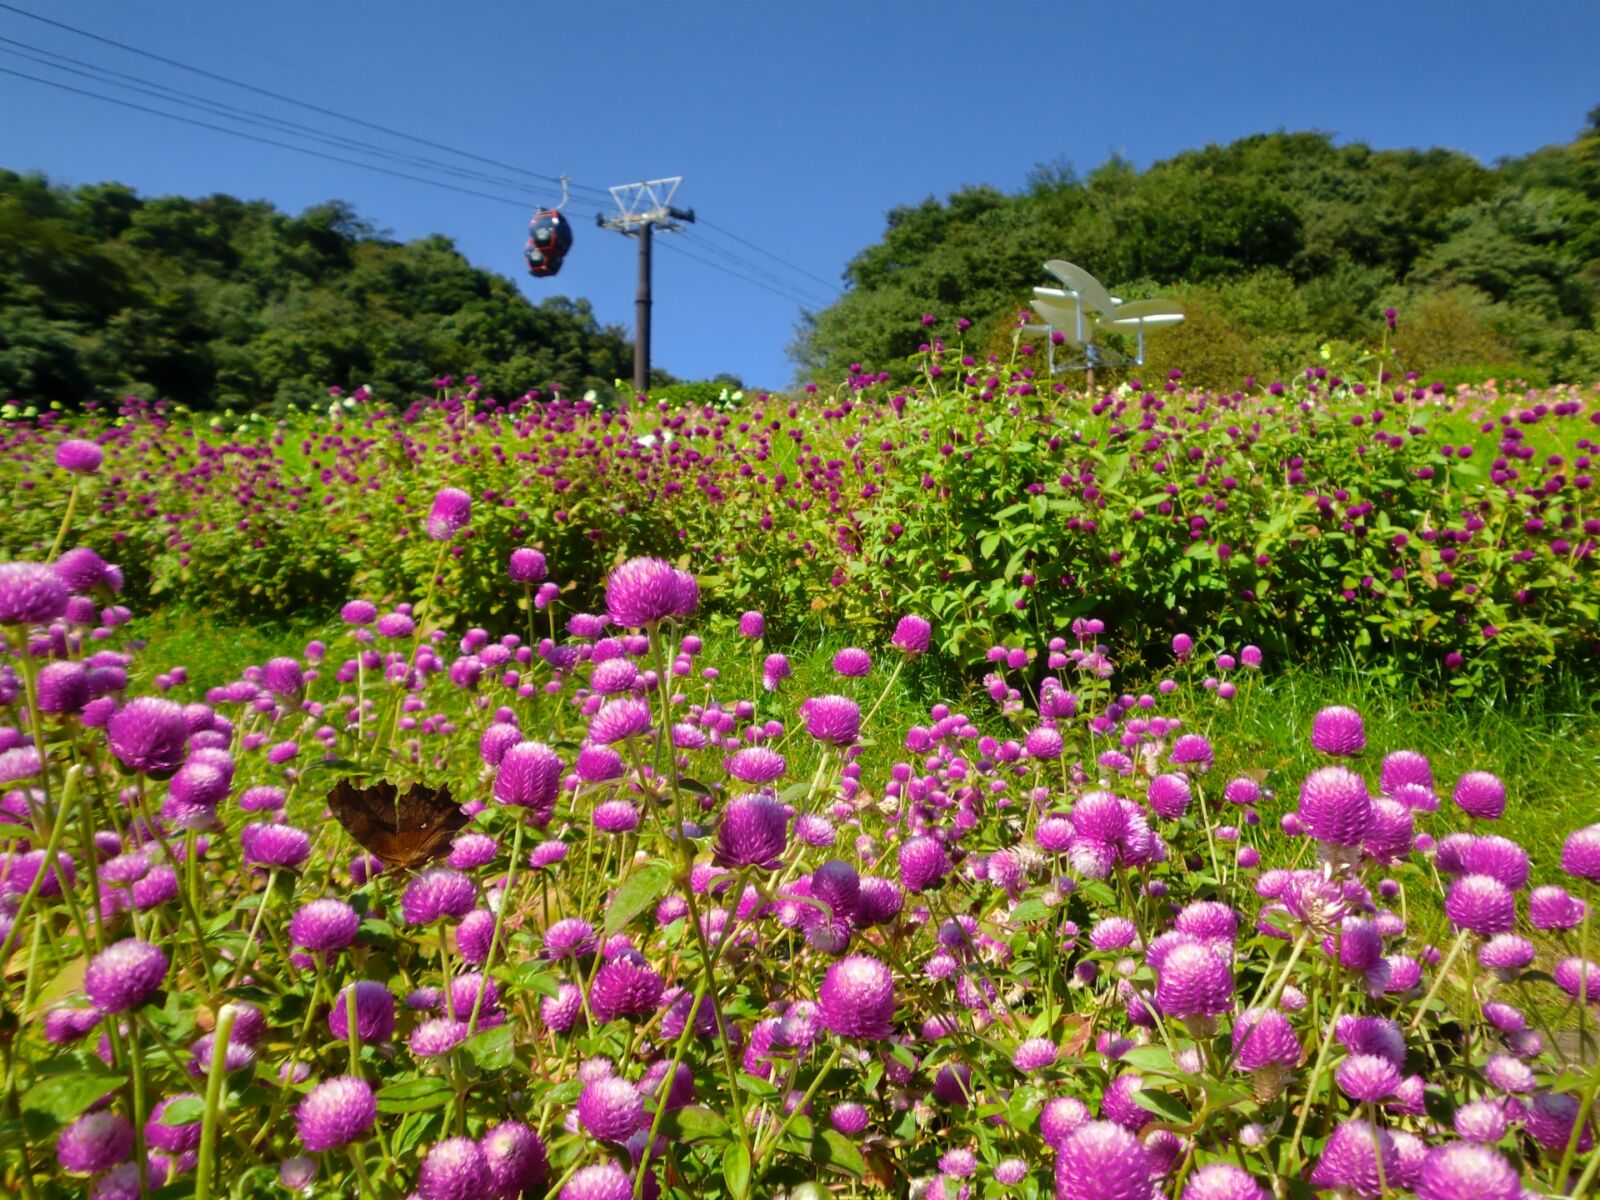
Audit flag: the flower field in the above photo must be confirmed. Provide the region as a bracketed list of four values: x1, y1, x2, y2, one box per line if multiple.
[2, 333, 1599, 1199]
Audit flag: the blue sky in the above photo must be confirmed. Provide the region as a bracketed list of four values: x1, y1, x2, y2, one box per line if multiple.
[2, 0, 1597, 390]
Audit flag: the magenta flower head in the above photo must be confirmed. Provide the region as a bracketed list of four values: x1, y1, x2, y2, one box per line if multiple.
[833, 647, 872, 677]
[1054, 1120, 1152, 1200]
[560, 1163, 634, 1200]
[726, 746, 785, 784]
[0, 561, 69, 626]
[295, 1076, 376, 1152]
[106, 697, 189, 778]
[508, 547, 548, 584]
[1453, 771, 1506, 820]
[145, 1093, 203, 1154]
[1311, 706, 1365, 756]
[589, 952, 664, 1023]
[577, 1076, 644, 1142]
[418, 1135, 491, 1200]
[55, 438, 104, 474]
[1336, 1054, 1401, 1102]
[1554, 957, 1600, 1004]
[1563, 824, 1600, 881]
[329, 981, 397, 1042]
[1146, 773, 1192, 820]
[341, 600, 377, 625]
[1309, 1120, 1399, 1198]
[480, 1120, 547, 1197]
[84, 938, 168, 1013]
[402, 868, 477, 926]
[737, 610, 765, 638]
[898, 834, 950, 893]
[801, 694, 860, 745]
[605, 557, 681, 628]
[1170, 733, 1213, 769]
[1183, 1164, 1266, 1200]
[56, 1110, 133, 1174]
[1379, 750, 1433, 795]
[1297, 766, 1373, 847]
[241, 822, 311, 869]
[1444, 874, 1516, 937]
[262, 657, 304, 698]
[1530, 885, 1588, 930]
[493, 741, 563, 822]
[588, 698, 653, 745]
[892, 614, 933, 656]
[715, 793, 788, 869]
[818, 954, 895, 1039]
[290, 898, 360, 952]
[36, 661, 90, 715]
[1415, 1143, 1520, 1200]
[426, 487, 472, 541]
[1155, 942, 1232, 1028]
[55, 546, 111, 592]
[1172, 633, 1194, 660]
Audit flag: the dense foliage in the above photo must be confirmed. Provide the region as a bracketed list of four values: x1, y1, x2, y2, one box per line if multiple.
[3, 322, 1596, 696]
[793, 114, 1600, 390]
[2, 511, 1599, 1198]
[0, 171, 642, 410]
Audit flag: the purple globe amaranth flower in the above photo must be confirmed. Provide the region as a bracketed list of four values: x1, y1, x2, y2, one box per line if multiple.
[1170, 733, 1213, 768]
[1477, 934, 1535, 977]
[340, 599, 376, 625]
[832, 647, 872, 677]
[1454, 771, 1507, 820]
[106, 696, 189, 777]
[55, 438, 104, 474]
[604, 557, 681, 627]
[715, 793, 788, 869]
[56, 1110, 133, 1173]
[1560, 823, 1600, 881]
[145, 1093, 203, 1153]
[855, 876, 903, 926]
[1444, 874, 1516, 937]
[1311, 705, 1365, 756]
[55, 546, 111, 592]
[35, 660, 90, 715]
[493, 741, 563, 822]
[1013, 1037, 1058, 1072]
[1040, 1096, 1092, 1147]
[1335, 1053, 1401, 1102]
[726, 746, 785, 784]
[830, 1101, 869, 1135]
[0, 561, 69, 626]
[455, 909, 501, 965]
[402, 868, 477, 925]
[1155, 942, 1232, 1025]
[241, 822, 311, 869]
[588, 698, 653, 745]
[295, 1076, 376, 1152]
[576, 1076, 644, 1142]
[375, 611, 414, 638]
[418, 1135, 491, 1200]
[898, 834, 950, 893]
[738, 609, 765, 638]
[1053, 1120, 1152, 1200]
[1530, 884, 1588, 930]
[480, 1120, 547, 1198]
[329, 981, 396, 1042]
[448, 833, 498, 872]
[1025, 724, 1064, 760]
[801, 694, 861, 745]
[1297, 766, 1373, 847]
[1453, 1099, 1512, 1143]
[84, 938, 168, 1012]
[588, 658, 637, 694]
[1554, 957, 1600, 1004]
[818, 954, 895, 1039]
[1379, 750, 1433, 795]
[1146, 773, 1191, 820]
[1415, 1142, 1520, 1200]
[762, 652, 791, 690]
[591, 800, 639, 834]
[261, 656, 304, 698]
[426, 487, 472, 541]
[508, 547, 548, 584]
[560, 1163, 634, 1200]
[574, 744, 624, 783]
[892, 614, 932, 656]
[410, 1017, 470, 1058]
[589, 953, 664, 1023]
[1182, 1164, 1267, 1200]
[1308, 1120, 1399, 1199]
[290, 898, 360, 952]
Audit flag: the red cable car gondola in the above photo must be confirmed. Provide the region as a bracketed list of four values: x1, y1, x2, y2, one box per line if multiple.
[525, 176, 573, 278]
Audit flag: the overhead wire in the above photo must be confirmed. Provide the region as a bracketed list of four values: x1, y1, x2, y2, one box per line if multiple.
[0, 3, 849, 308]
[656, 239, 823, 309]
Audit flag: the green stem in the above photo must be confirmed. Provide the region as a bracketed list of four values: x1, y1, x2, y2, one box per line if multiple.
[195, 1004, 240, 1200]
[1408, 929, 1470, 1034]
[754, 1045, 843, 1178]
[46, 476, 79, 562]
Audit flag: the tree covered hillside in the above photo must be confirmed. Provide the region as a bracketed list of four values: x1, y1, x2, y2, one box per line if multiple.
[0, 171, 638, 409]
[792, 115, 1600, 388]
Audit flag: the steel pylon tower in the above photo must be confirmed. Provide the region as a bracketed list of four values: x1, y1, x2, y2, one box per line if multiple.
[596, 177, 696, 397]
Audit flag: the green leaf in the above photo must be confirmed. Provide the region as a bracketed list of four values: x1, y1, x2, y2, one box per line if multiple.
[513, 964, 563, 999]
[813, 1128, 865, 1177]
[1007, 900, 1048, 925]
[1117, 1044, 1175, 1074]
[1132, 1088, 1192, 1124]
[158, 1097, 206, 1126]
[663, 1105, 728, 1142]
[375, 1077, 455, 1114]
[605, 861, 675, 934]
[21, 1070, 125, 1129]
[723, 1140, 751, 1197]
[465, 1024, 515, 1072]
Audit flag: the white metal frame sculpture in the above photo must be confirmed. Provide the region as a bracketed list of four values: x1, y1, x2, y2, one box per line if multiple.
[1023, 260, 1185, 378]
